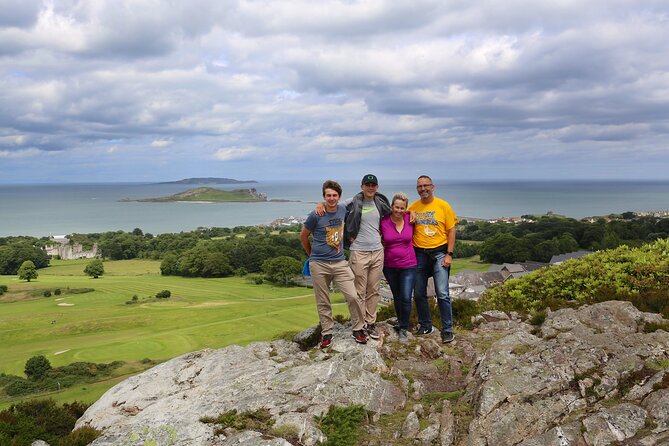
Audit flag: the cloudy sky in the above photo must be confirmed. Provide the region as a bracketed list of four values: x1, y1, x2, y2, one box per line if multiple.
[1, 0, 668, 183]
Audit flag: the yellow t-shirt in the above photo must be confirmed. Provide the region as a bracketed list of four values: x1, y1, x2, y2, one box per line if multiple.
[408, 197, 459, 249]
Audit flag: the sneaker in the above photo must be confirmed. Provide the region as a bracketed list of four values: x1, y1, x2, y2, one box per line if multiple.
[366, 324, 379, 340]
[442, 332, 455, 343]
[352, 330, 368, 344]
[319, 334, 333, 349]
[398, 329, 409, 344]
[416, 326, 435, 336]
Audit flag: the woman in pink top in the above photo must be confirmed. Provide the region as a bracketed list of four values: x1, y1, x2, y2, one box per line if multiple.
[380, 193, 417, 343]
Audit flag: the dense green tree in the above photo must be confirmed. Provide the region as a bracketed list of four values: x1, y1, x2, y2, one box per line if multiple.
[25, 355, 52, 381]
[0, 241, 49, 275]
[18, 260, 38, 282]
[480, 233, 531, 263]
[84, 259, 104, 278]
[160, 254, 179, 275]
[262, 256, 302, 285]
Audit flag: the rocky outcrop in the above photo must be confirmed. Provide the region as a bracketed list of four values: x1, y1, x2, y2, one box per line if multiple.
[466, 301, 669, 446]
[76, 323, 404, 445]
[74, 301, 669, 445]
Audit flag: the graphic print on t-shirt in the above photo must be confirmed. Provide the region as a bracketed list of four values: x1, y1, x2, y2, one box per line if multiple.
[415, 211, 437, 237]
[326, 221, 344, 252]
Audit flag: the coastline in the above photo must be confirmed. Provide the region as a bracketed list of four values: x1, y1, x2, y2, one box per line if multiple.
[2, 180, 669, 237]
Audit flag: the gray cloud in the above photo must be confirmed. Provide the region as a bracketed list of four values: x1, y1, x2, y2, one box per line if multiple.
[0, 0, 668, 182]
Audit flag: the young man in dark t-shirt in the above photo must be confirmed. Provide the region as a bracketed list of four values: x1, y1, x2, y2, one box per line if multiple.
[300, 180, 367, 348]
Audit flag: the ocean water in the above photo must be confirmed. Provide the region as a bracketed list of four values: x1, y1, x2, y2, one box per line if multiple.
[0, 180, 668, 237]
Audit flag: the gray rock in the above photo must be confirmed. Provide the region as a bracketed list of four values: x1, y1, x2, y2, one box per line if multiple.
[31, 441, 50, 446]
[582, 403, 647, 444]
[402, 411, 420, 438]
[69, 300, 669, 446]
[439, 400, 455, 446]
[480, 310, 510, 322]
[417, 423, 440, 445]
[642, 388, 669, 431]
[78, 337, 404, 445]
[412, 380, 425, 400]
[465, 302, 669, 446]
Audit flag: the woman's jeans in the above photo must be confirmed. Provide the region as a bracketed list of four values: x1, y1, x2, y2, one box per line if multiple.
[414, 250, 453, 334]
[383, 266, 417, 330]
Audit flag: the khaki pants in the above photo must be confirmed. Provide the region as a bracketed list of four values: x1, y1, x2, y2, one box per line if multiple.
[310, 260, 365, 335]
[349, 249, 384, 326]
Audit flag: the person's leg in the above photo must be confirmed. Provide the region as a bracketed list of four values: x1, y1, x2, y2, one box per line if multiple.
[309, 261, 334, 335]
[397, 267, 417, 330]
[349, 250, 370, 320]
[413, 251, 433, 332]
[332, 260, 365, 331]
[431, 252, 453, 337]
[383, 266, 402, 325]
[364, 249, 384, 326]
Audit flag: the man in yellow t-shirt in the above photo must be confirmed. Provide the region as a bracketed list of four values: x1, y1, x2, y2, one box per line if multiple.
[408, 175, 459, 343]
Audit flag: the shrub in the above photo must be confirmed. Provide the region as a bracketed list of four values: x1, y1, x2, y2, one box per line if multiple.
[0, 399, 88, 445]
[0, 284, 7, 295]
[155, 290, 171, 299]
[43, 290, 52, 297]
[480, 239, 669, 315]
[201, 409, 274, 436]
[315, 404, 368, 446]
[25, 355, 52, 381]
[54, 288, 61, 295]
[58, 426, 102, 446]
[452, 299, 481, 329]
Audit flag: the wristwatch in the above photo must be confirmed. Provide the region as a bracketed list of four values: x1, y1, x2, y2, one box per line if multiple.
[446, 251, 454, 256]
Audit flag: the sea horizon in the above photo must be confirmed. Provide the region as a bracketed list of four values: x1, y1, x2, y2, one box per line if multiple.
[1, 179, 668, 237]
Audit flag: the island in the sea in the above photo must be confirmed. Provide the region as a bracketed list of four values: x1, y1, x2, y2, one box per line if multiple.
[157, 177, 258, 185]
[119, 187, 267, 203]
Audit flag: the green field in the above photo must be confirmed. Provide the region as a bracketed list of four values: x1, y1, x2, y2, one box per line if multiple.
[0, 259, 349, 407]
[0, 256, 488, 408]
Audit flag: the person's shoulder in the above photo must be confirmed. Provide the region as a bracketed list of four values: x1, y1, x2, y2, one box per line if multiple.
[434, 196, 453, 208]
[305, 211, 320, 225]
[408, 199, 421, 210]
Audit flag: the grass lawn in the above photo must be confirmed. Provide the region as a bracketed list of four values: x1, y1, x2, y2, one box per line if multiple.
[451, 255, 490, 273]
[0, 259, 350, 408]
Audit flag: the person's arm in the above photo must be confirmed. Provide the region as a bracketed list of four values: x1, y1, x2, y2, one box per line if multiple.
[300, 226, 312, 256]
[315, 196, 352, 216]
[442, 226, 456, 267]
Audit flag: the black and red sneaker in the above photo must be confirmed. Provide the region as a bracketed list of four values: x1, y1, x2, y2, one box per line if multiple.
[319, 334, 333, 349]
[352, 330, 368, 344]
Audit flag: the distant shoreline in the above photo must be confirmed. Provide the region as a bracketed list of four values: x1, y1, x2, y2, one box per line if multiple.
[157, 177, 258, 185]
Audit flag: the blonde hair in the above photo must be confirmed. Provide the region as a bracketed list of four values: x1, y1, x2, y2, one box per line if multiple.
[391, 192, 409, 207]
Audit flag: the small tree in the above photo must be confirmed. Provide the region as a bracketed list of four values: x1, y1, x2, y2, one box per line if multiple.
[84, 259, 104, 279]
[18, 260, 38, 282]
[262, 256, 302, 285]
[25, 355, 52, 381]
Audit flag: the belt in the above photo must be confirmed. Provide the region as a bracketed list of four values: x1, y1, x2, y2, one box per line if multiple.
[414, 244, 447, 255]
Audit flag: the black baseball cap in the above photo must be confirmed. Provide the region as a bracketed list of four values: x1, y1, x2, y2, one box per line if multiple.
[361, 174, 378, 185]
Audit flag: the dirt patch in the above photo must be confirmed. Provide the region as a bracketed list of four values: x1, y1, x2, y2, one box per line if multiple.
[57, 303, 75, 306]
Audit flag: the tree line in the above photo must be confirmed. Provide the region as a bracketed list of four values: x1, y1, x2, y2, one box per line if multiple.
[459, 214, 669, 263]
[1, 214, 668, 278]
